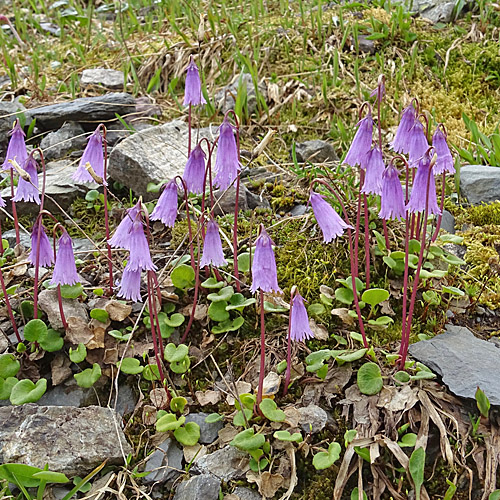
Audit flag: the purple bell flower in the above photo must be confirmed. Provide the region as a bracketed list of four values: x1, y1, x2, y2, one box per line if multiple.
[343, 112, 373, 167]
[361, 147, 384, 196]
[213, 117, 240, 191]
[150, 180, 178, 228]
[200, 219, 227, 268]
[290, 293, 314, 342]
[250, 226, 282, 294]
[0, 193, 5, 208]
[309, 191, 351, 243]
[406, 151, 441, 216]
[109, 202, 141, 249]
[183, 57, 206, 107]
[183, 145, 206, 194]
[127, 218, 156, 272]
[51, 230, 79, 286]
[12, 156, 40, 204]
[72, 128, 104, 184]
[117, 266, 142, 302]
[408, 120, 429, 167]
[29, 220, 54, 268]
[432, 127, 455, 174]
[379, 164, 406, 220]
[2, 120, 28, 171]
[391, 103, 416, 154]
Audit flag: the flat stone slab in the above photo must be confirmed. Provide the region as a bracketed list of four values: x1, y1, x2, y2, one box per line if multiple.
[0, 405, 131, 476]
[392, 0, 457, 23]
[460, 165, 500, 205]
[409, 325, 500, 405]
[173, 474, 221, 500]
[26, 93, 136, 131]
[81, 68, 124, 90]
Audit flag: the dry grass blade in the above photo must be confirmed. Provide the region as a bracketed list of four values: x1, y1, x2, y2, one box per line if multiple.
[333, 445, 356, 500]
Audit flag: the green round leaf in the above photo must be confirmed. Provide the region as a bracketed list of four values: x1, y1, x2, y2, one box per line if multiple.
[201, 277, 225, 289]
[361, 288, 389, 307]
[39, 329, 64, 352]
[233, 408, 253, 427]
[394, 371, 410, 384]
[226, 294, 256, 311]
[230, 428, 266, 451]
[273, 430, 303, 443]
[336, 348, 368, 363]
[90, 308, 109, 323]
[398, 433, 417, 448]
[69, 343, 87, 364]
[442, 285, 465, 296]
[171, 357, 191, 374]
[259, 399, 286, 422]
[108, 330, 131, 341]
[0, 377, 18, 400]
[85, 189, 100, 202]
[263, 301, 288, 313]
[164, 343, 189, 363]
[142, 364, 160, 381]
[174, 422, 200, 446]
[74, 363, 101, 388]
[164, 313, 185, 328]
[312, 442, 341, 470]
[20, 300, 39, 320]
[170, 396, 187, 413]
[10, 378, 47, 405]
[156, 413, 185, 432]
[237, 252, 251, 273]
[357, 362, 383, 395]
[118, 358, 144, 375]
[208, 300, 230, 322]
[207, 286, 234, 302]
[60, 283, 84, 299]
[23, 319, 47, 342]
[308, 303, 326, 316]
[335, 287, 354, 305]
[205, 413, 224, 423]
[0, 354, 20, 378]
[171, 264, 195, 289]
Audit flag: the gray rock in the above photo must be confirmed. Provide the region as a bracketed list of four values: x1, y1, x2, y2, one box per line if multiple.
[409, 325, 500, 404]
[38, 289, 89, 331]
[115, 383, 138, 416]
[143, 438, 183, 484]
[460, 165, 500, 205]
[40, 122, 87, 160]
[358, 35, 376, 54]
[185, 412, 223, 444]
[81, 68, 124, 90]
[440, 209, 455, 234]
[0, 99, 27, 137]
[298, 404, 328, 434]
[215, 73, 267, 115]
[26, 93, 135, 131]
[289, 204, 308, 216]
[0, 405, 131, 476]
[2, 229, 31, 249]
[231, 487, 262, 500]
[294, 139, 338, 163]
[104, 122, 152, 147]
[195, 445, 249, 481]
[37, 379, 97, 408]
[173, 474, 221, 500]
[213, 185, 270, 216]
[392, 0, 457, 22]
[108, 120, 211, 198]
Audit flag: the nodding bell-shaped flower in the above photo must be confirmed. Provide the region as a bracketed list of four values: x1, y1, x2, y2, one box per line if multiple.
[200, 219, 227, 268]
[361, 146, 384, 196]
[309, 191, 351, 243]
[50, 230, 79, 286]
[250, 226, 282, 294]
[117, 266, 142, 302]
[0, 193, 5, 208]
[391, 103, 417, 154]
[290, 293, 314, 342]
[127, 217, 156, 272]
[407, 119, 429, 168]
[183, 57, 206, 107]
[406, 150, 441, 216]
[213, 117, 240, 191]
[150, 180, 178, 228]
[29, 220, 54, 268]
[12, 156, 40, 204]
[182, 144, 206, 194]
[343, 111, 373, 168]
[2, 120, 27, 171]
[108, 202, 141, 249]
[72, 127, 104, 184]
[379, 164, 406, 220]
[432, 126, 455, 175]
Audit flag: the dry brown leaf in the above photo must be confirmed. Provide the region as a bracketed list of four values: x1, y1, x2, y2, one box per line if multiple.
[65, 316, 93, 345]
[87, 319, 106, 349]
[218, 424, 239, 444]
[142, 405, 157, 426]
[105, 300, 132, 322]
[380, 300, 395, 316]
[308, 318, 328, 340]
[183, 443, 207, 463]
[247, 471, 284, 499]
[377, 385, 418, 413]
[331, 308, 355, 326]
[333, 446, 356, 500]
[196, 390, 222, 406]
[226, 381, 252, 406]
[51, 353, 72, 386]
[263, 371, 281, 396]
[103, 348, 118, 365]
[284, 406, 301, 428]
[150, 388, 169, 409]
[319, 285, 335, 300]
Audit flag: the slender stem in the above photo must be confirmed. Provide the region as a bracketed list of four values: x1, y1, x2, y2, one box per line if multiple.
[432, 171, 446, 242]
[101, 126, 113, 295]
[353, 194, 361, 278]
[188, 104, 192, 157]
[311, 178, 368, 348]
[181, 229, 201, 344]
[283, 290, 296, 396]
[363, 194, 370, 289]
[9, 169, 20, 245]
[57, 285, 68, 330]
[257, 289, 266, 404]
[175, 176, 196, 270]
[400, 213, 411, 357]
[0, 267, 21, 342]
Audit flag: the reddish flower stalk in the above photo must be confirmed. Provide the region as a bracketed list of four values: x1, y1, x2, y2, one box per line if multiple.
[9, 169, 20, 245]
[283, 294, 294, 397]
[398, 151, 436, 368]
[100, 125, 113, 295]
[311, 178, 368, 348]
[257, 289, 266, 404]
[0, 267, 21, 342]
[51, 223, 70, 330]
[432, 171, 447, 242]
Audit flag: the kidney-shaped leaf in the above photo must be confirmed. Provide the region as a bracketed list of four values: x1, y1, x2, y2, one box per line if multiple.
[357, 362, 383, 395]
[10, 378, 47, 405]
